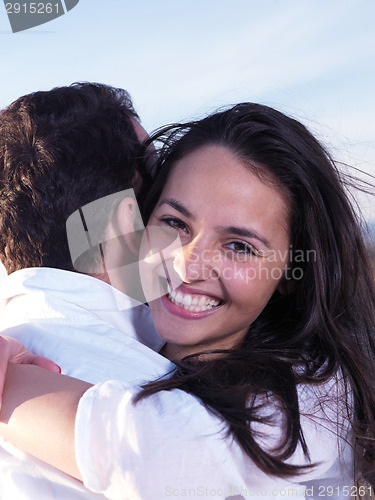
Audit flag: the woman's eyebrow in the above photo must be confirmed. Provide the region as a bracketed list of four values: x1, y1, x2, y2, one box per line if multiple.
[158, 200, 271, 248]
[158, 198, 194, 219]
[217, 225, 271, 249]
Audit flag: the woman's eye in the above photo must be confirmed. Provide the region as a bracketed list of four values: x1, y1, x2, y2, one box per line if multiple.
[226, 241, 258, 256]
[160, 217, 189, 233]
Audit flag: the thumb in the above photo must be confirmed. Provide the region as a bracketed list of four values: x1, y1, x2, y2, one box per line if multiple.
[25, 354, 61, 373]
[0, 338, 10, 411]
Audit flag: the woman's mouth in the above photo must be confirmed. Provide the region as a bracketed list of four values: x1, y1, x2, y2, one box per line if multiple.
[167, 287, 222, 313]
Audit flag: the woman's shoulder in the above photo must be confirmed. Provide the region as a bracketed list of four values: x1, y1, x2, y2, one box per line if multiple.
[297, 369, 350, 426]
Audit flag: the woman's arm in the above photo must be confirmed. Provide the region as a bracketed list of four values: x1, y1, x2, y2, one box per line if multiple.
[0, 363, 91, 480]
[0, 335, 61, 399]
[0, 337, 347, 499]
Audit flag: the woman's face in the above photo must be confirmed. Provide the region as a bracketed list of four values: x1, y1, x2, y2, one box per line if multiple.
[146, 145, 291, 360]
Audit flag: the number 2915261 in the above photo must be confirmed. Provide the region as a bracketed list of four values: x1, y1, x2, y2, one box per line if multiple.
[5, 3, 60, 15]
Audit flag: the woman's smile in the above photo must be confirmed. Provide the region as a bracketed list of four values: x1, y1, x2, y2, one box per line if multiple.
[145, 144, 291, 360]
[167, 286, 222, 312]
[162, 282, 224, 317]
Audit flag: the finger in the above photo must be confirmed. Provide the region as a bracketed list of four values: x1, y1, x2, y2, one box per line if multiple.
[25, 355, 61, 373]
[0, 337, 10, 408]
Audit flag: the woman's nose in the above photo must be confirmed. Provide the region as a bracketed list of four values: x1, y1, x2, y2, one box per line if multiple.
[173, 239, 219, 283]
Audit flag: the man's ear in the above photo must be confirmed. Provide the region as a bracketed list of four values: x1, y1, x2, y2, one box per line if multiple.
[116, 197, 142, 255]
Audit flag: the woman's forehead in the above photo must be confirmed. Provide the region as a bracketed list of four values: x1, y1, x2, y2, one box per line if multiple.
[158, 144, 291, 245]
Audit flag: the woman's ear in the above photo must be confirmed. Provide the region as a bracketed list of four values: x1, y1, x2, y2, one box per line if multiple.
[116, 197, 143, 255]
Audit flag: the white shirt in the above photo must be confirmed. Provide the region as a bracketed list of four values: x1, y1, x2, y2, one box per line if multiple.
[0, 267, 171, 384]
[0, 267, 172, 500]
[74, 371, 353, 499]
[0, 268, 353, 499]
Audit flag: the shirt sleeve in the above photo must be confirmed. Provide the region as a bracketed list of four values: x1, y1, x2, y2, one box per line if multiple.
[75, 378, 350, 500]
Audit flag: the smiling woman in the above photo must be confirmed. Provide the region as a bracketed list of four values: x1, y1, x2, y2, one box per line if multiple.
[146, 144, 291, 361]
[139, 103, 375, 484]
[1, 102, 375, 499]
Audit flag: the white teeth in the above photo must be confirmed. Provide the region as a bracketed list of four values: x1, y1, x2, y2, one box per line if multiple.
[198, 296, 206, 307]
[167, 289, 221, 312]
[183, 294, 192, 306]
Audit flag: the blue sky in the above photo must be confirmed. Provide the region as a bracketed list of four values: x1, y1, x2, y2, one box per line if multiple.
[0, 0, 374, 220]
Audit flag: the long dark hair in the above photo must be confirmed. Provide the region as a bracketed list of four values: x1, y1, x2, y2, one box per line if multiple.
[137, 103, 375, 480]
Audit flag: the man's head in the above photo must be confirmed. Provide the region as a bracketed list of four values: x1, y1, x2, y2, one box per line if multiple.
[0, 82, 150, 274]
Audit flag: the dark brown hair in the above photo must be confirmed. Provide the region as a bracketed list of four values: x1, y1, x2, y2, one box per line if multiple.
[137, 103, 375, 480]
[0, 82, 150, 273]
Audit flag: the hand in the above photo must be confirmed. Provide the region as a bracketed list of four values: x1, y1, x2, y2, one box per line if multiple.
[0, 336, 61, 407]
